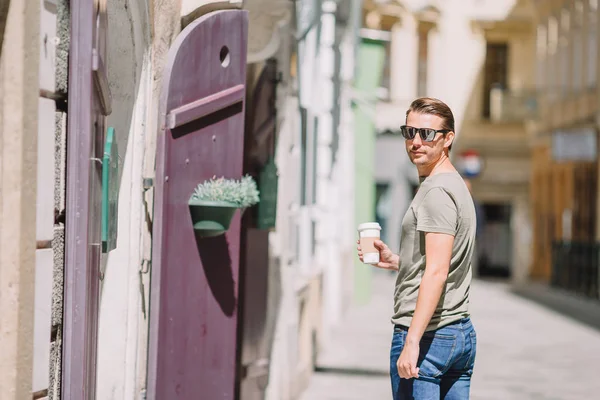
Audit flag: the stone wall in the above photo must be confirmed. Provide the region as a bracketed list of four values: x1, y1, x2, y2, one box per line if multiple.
[48, 0, 69, 398]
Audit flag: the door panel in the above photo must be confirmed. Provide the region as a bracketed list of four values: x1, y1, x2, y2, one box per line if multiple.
[147, 10, 248, 400]
[62, 1, 110, 398]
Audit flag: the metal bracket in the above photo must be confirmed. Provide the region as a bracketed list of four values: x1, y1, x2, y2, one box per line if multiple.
[143, 177, 154, 191]
[139, 259, 152, 320]
[40, 89, 68, 112]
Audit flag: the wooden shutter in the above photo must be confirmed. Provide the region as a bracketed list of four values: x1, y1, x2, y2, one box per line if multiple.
[62, 0, 111, 398]
[147, 10, 248, 399]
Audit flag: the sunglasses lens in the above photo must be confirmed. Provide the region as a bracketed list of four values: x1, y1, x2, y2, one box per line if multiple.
[401, 127, 444, 141]
[401, 126, 416, 139]
[423, 129, 436, 141]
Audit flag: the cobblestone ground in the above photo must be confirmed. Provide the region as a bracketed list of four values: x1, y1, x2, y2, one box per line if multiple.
[300, 270, 600, 400]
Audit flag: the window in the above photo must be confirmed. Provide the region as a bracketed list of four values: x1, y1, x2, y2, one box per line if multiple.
[300, 107, 308, 205]
[375, 183, 390, 243]
[573, 1, 584, 92]
[299, 107, 318, 206]
[536, 24, 547, 90]
[483, 43, 509, 118]
[559, 8, 570, 96]
[547, 16, 558, 100]
[548, 16, 558, 56]
[378, 38, 392, 100]
[311, 116, 318, 205]
[417, 26, 429, 97]
[587, 0, 597, 88]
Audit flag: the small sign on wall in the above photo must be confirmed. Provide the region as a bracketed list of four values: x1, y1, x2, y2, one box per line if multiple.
[456, 149, 484, 178]
[102, 127, 119, 252]
[552, 128, 597, 162]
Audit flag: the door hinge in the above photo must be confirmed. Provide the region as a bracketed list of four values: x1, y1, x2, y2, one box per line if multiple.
[143, 177, 154, 191]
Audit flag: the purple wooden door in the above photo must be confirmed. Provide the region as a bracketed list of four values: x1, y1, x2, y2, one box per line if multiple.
[147, 10, 248, 400]
[63, 0, 111, 397]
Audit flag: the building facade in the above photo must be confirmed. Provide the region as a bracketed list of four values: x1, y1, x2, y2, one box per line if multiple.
[0, 0, 363, 399]
[528, 0, 600, 300]
[366, 0, 600, 300]
[367, 0, 536, 284]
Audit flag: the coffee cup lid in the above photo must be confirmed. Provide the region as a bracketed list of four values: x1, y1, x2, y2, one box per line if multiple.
[357, 222, 381, 231]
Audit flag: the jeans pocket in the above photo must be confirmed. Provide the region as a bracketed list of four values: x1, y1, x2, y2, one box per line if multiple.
[417, 332, 456, 379]
[390, 330, 404, 397]
[390, 331, 404, 368]
[465, 330, 477, 372]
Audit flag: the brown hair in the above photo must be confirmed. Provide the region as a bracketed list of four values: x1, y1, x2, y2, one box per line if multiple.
[405, 97, 455, 150]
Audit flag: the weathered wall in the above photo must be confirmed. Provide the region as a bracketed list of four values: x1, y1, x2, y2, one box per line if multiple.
[49, 0, 69, 398]
[33, 0, 58, 397]
[95, 0, 152, 398]
[48, 0, 182, 398]
[266, 3, 362, 399]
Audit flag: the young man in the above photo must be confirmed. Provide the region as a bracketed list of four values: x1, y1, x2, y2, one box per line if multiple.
[358, 98, 477, 399]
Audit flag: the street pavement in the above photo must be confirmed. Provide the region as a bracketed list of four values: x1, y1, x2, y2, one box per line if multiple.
[300, 270, 600, 400]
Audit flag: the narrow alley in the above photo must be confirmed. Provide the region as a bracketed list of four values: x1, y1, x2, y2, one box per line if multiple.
[301, 271, 600, 400]
[6, 0, 600, 398]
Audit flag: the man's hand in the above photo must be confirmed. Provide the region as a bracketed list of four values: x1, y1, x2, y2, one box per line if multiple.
[356, 239, 399, 270]
[397, 341, 420, 379]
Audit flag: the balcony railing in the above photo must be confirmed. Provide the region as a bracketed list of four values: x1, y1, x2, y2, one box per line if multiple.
[551, 241, 600, 300]
[489, 85, 538, 123]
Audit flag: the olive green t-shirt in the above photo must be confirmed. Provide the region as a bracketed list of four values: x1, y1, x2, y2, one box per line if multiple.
[391, 171, 476, 331]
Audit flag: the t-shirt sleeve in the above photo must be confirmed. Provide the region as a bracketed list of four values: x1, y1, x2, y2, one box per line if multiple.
[416, 187, 457, 236]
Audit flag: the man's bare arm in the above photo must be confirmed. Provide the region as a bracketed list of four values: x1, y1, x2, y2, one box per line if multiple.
[406, 232, 454, 345]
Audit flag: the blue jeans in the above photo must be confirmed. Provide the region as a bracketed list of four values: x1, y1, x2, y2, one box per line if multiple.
[390, 318, 477, 400]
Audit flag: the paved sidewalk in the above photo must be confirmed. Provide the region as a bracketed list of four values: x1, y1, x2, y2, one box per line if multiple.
[470, 279, 600, 400]
[300, 270, 395, 400]
[300, 271, 600, 400]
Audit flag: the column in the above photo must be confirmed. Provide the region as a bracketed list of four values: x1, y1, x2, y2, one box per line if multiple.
[0, 0, 40, 398]
[315, 0, 341, 332]
[390, 17, 418, 102]
[511, 195, 533, 285]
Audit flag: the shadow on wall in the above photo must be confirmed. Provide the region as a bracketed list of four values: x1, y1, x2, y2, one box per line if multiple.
[95, 1, 152, 398]
[106, 0, 150, 188]
[97, 0, 151, 287]
[194, 232, 237, 317]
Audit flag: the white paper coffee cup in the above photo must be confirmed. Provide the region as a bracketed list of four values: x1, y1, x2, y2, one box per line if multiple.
[357, 222, 381, 265]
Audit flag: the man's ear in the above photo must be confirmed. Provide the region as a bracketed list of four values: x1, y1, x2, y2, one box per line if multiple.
[444, 131, 455, 149]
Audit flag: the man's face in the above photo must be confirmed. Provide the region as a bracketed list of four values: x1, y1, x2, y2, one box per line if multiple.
[404, 112, 454, 167]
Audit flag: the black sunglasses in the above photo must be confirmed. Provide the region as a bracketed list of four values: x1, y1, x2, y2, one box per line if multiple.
[399, 125, 452, 142]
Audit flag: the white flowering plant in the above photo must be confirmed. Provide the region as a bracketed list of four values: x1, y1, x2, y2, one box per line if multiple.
[190, 175, 260, 208]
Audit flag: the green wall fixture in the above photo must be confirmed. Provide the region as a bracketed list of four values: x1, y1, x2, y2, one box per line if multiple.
[189, 175, 260, 237]
[102, 127, 119, 253]
[256, 158, 278, 230]
[188, 201, 240, 237]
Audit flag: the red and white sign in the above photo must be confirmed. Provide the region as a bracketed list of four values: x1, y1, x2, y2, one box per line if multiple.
[457, 149, 483, 178]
